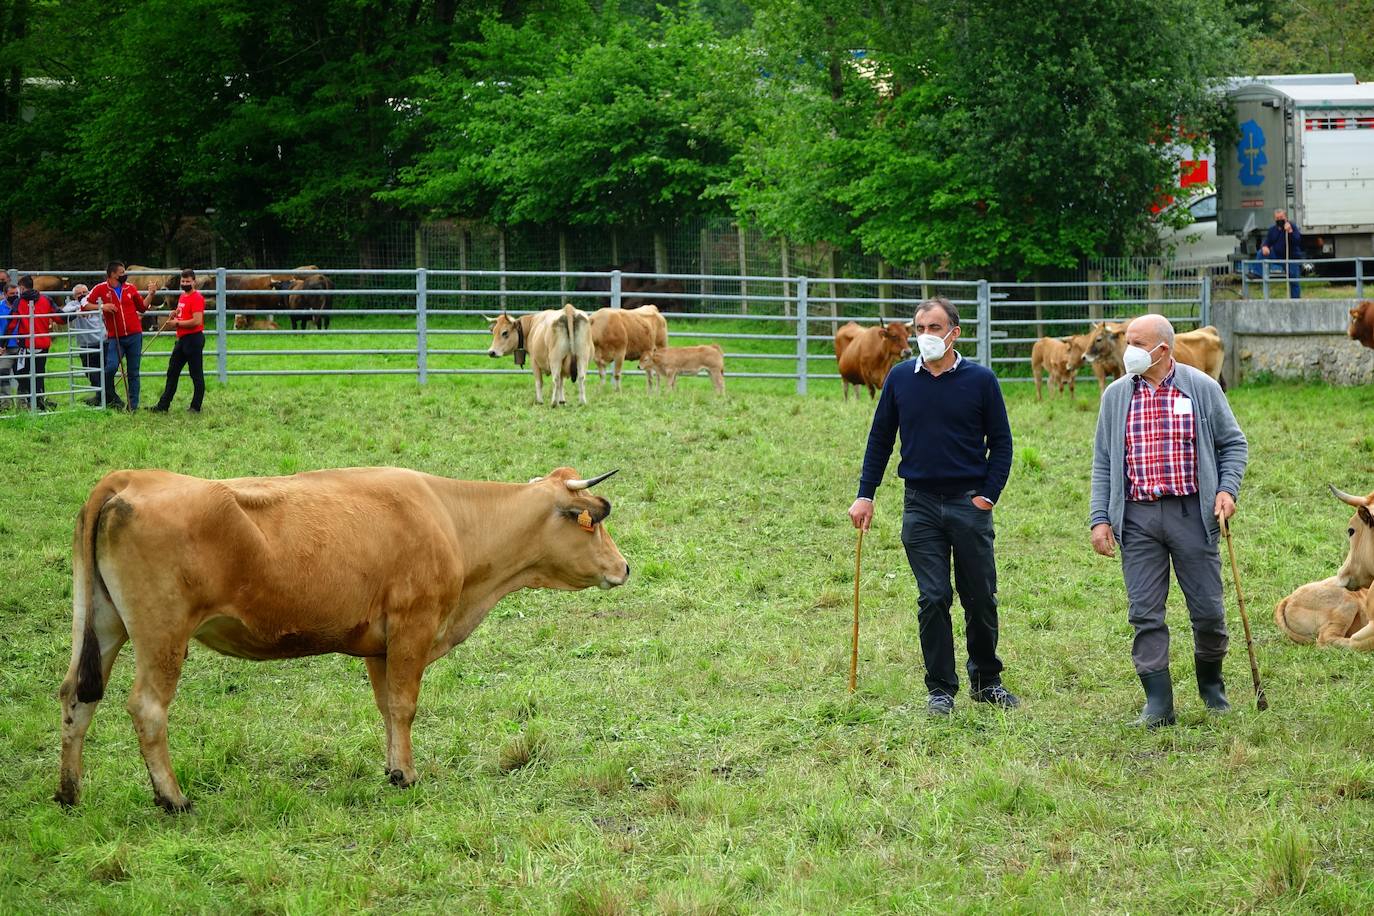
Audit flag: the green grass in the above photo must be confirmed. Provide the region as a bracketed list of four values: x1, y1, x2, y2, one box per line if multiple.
[2, 374, 1373, 913]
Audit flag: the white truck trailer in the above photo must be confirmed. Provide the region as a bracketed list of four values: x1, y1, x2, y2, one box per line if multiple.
[1217, 78, 1374, 268]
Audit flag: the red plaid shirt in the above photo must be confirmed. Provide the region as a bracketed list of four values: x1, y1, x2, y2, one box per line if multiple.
[1125, 363, 1198, 501]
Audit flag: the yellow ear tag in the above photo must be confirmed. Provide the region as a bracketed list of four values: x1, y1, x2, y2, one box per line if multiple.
[577, 509, 594, 531]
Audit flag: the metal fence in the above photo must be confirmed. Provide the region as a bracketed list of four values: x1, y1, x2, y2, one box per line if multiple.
[10, 268, 1211, 404]
[0, 322, 104, 417]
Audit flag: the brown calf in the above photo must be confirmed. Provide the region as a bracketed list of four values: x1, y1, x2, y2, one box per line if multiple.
[639, 344, 725, 393]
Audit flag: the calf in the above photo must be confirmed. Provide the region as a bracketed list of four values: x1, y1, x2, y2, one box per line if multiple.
[1031, 336, 1076, 401]
[233, 314, 279, 331]
[835, 320, 912, 400]
[639, 344, 725, 393]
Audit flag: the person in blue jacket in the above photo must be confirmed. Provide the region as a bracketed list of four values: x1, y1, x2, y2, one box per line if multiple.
[1257, 208, 1303, 298]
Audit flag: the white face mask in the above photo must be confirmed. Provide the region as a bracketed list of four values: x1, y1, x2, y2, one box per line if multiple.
[1123, 342, 1163, 376]
[917, 328, 955, 362]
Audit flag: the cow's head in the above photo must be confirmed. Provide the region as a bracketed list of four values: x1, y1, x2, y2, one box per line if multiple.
[527, 468, 629, 590]
[638, 348, 659, 371]
[1331, 485, 1374, 590]
[1085, 322, 1124, 363]
[486, 313, 526, 366]
[880, 321, 914, 360]
[1063, 335, 1090, 372]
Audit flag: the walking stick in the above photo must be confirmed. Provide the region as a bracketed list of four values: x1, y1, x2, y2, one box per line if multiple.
[1218, 513, 1269, 711]
[850, 526, 864, 693]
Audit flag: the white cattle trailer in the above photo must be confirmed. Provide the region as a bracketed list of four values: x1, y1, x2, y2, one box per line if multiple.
[1217, 77, 1374, 263]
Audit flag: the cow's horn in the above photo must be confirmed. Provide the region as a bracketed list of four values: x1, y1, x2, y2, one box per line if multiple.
[1330, 484, 1369, 508]
[566, 469, 619, 491]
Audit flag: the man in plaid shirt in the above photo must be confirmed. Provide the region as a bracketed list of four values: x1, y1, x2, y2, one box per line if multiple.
[1089, 315, 1248, 727]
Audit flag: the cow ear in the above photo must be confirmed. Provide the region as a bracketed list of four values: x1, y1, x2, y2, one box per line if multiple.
[1360, 506, 1373, 528]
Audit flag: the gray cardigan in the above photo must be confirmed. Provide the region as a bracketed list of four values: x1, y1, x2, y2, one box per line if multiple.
[1090, 361, 1248, 545]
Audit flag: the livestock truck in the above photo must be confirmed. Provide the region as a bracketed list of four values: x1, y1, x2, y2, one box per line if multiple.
[1216, 75, 1374, 273]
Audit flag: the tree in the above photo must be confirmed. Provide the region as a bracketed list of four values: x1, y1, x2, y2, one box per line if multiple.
[388, 9, 754, 229]
[1240, 0, 1374, 80]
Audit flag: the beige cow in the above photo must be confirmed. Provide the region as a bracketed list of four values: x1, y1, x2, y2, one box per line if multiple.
[639, 344, 725, 393]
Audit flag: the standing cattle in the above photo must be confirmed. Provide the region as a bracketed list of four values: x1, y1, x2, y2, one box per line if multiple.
[1083, 321, 1127, 392]
[487, 304, 594, 406]
[128, 266, 179, 331]
[835, 320, 913, 400]
[638, 344, 725, 393]
[271, 266, 335, 330]
[55, 466, 628, 811]
[1349, 300, 1374, 350]
[1031, 337, 1077, 401]
[1173, 325, 1225, 383]
[590, 305, 668, 391]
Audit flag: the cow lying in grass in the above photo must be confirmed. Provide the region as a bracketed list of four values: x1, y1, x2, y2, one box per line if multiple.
[1274, 577, 1370, 648]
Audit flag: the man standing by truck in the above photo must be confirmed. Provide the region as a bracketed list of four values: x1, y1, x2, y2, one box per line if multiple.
[1256, 208, 1303, 298]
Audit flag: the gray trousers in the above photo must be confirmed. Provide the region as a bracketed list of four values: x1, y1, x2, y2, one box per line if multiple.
[1121, 496, 1229, 674]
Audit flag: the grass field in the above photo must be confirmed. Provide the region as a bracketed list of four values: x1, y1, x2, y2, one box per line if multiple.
[2, 373, 1373, 913]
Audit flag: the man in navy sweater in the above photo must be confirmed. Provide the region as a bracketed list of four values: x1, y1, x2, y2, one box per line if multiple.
[848, 298, 1017, 715]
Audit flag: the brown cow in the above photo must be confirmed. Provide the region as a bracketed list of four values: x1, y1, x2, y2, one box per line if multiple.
[835, 320, 913, 400]
[233, 314, 279, 331]
[1349, 300, 1374, 350]
[590, 305, 668, 391]
[487, 304, 594, 406]
[1274, 577, 1370, 649]
[638, 344, 725, 393]
[56, 466, 628, 811]
[1031, 336, 1077, 401]
[271, 266, 334, 331]
[1331, 485, 1374, 594]
[1173, 325, 1224, 382]
[1081, 321, 1127, 392]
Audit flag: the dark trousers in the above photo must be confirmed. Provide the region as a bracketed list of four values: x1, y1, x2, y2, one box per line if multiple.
[17, 348, 49, 400]
[156, 332, 205, 410]
[1121, 496, 1229, 674]
[79, 348, 102, 389]
[901, 487, 1004, 696]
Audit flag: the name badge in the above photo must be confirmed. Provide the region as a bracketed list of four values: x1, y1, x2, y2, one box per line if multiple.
[1172, 398, 1193, 416]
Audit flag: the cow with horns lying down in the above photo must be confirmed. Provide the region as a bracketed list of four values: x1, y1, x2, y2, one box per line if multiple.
[56, 466, 628, 812]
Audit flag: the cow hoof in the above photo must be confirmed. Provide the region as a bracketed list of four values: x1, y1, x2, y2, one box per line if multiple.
[155, 794, 194, 814]
[388, 768, 417, 788]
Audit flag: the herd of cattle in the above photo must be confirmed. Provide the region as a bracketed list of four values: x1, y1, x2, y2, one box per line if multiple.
[485, 303, 725, 405]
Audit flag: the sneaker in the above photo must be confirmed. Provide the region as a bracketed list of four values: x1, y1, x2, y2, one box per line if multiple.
[927, 693, 955, 716]
[972, 684, 1020, 709]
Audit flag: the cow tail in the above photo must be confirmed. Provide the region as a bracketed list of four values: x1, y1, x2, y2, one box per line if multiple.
[564, 304, 580, 381]
[69, 478, 122, 702]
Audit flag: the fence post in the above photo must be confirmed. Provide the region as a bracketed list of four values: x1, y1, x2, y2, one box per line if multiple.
[795, 276, 809, 395]
[216, 267, 227, 384]
[610, 270, 622, 309]
[1357, 257, 1365, 299]
[416, 267, 428, 385]
[977, 279, 992, 368]
[1200, 273, 1211, 328]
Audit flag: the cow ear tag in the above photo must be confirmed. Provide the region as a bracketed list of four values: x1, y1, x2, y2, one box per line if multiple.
[577, 509, 595, 531]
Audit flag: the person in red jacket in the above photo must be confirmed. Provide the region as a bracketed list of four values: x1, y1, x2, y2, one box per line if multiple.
[150, 268, 207, 413]
[14, 275, 62, 410]
[86, 260, 147, 410]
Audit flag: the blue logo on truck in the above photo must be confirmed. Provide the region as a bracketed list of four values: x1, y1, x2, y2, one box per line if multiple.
[1237, 119, 1267, 187]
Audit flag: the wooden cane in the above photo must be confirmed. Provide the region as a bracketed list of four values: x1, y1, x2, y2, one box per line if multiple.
[1219, 513, 1269, 711]
[850, 526, 864, 693]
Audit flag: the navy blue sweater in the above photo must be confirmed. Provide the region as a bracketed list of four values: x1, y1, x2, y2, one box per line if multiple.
[857, 356, 1013, 502]
[1261, 222, 1302, 258]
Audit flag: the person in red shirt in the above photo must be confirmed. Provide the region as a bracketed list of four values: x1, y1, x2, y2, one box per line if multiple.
[150, 268, 207, 413]
[14, 275, 62, 410]
[86, 260, 147, 410]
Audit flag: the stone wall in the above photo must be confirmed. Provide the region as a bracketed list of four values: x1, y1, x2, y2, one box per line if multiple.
[1211, 298, 1373, 386]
